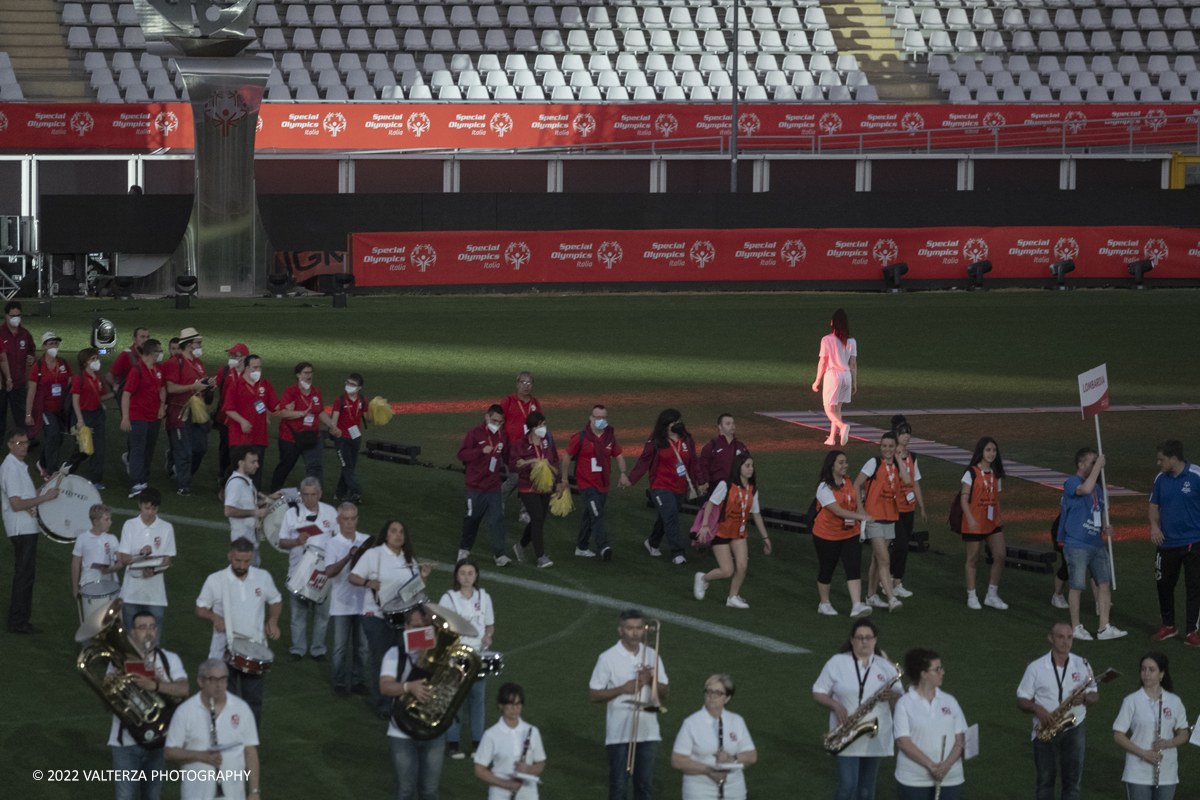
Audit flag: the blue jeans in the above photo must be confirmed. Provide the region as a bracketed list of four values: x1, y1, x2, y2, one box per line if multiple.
[836, 755, 882, 800]
[447, 676, 487, 746]
[171, 422, 209, 491]
[112, 743, 165, 800]
[649, 490, 686, 558]
[896, 784, 961, 800]
[390, 734, 445, 800]
[460, 490, 506, 558]
[1033, 721, 1085, 800]
[1064, 545, 1111, 590]
[127, 419, 160, 486]
[1125, 785, 1177, 800]
[80, 408, 106, 484]
[335, 436, 361, 499]
[363, 614, 401, 716]
[228, 670, 264, 726]
[289, 593, 330, 657]
[121, 603, 165, 647]
[578, 487, 611, 551]
[606, 741, 657, 800]
[330, 613, 371, 689]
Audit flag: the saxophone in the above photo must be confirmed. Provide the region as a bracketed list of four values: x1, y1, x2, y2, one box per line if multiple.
[1035, 662, 1115, 742]
[824, 660, 904, 754]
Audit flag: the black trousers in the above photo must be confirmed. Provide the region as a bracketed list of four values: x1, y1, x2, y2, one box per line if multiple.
[7, 532, 37, 628]
[890, 510, 914, 580]
[1156, 543, 1200, 632]
[519, 492, 550, 558]
[228, 670, 265, 726]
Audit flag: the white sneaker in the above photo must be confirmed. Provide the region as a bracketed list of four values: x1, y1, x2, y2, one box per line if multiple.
[888, 598, 903, 612]
[456, 549, 470, 562]
[574, 548, 596, 558]
[672, 555, 687, 565]
[967, 594, 982, 610]
[726, 596, 750, 609]
[512, 543, 526, 563]
[984, 593, 1009, 610]
[850, 602, 873, 618]
[1051, 593, 1069, 609]
[128, 483, 147, 498]
[1097, 624, 1128, 640]
[1073, 624, 1095, 641]
[867, 594, 888, 608]
[536, 556, 553, 569]
[840, 424, 850, 446]
[518, 509, 531, 524]
[644, 539, 661, 557]
[494, 555, 512, 567]
[817, 602, 838, 616]
[893, 584, 914, 599]
[693, 572, 709, 600]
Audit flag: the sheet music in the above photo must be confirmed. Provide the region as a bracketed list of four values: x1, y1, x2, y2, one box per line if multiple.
[964, 724, 979, 760]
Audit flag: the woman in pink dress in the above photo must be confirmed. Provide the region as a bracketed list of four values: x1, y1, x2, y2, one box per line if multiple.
[811, 309, 857, 446]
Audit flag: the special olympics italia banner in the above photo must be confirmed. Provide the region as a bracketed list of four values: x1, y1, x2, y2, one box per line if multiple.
[0, 102, 1197, 151]
[351, 226, 1200, 286]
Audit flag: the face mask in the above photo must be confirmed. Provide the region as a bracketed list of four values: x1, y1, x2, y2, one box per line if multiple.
[345, 384, 358, 395]
[670, 421, 687, 435]
[249, 370, 262, 382]
[299, 380, 311, 390]
[228, 358, 239, 369]
[533, 426, 548, 438]
[192, 347, 202, 357]
[154, 352, 164, 363]
[7, 316, 18, 327]
[46, 347, 58, 358]
[593, 419, 608, 430]
[487, 422, 501, 434]
[89, 359, 101, 372]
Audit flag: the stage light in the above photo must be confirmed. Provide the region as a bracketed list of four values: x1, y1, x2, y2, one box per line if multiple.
[113, 276, 136, 300]
[174, 275, 198, 310]
[91, 318, 116, 354]
[1127, 259, 1153, 289]
[966, 260, 992, 290]
[882, 262, 908, 293]
[266, 272, 292, 298]
[1049, 259, 1075, 290]
[331, 273, 354, 308]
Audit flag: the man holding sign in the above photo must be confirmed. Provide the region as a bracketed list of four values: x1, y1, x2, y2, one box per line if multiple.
[1059, 448, 1126, 641]
[1148, 439, 1200, 647]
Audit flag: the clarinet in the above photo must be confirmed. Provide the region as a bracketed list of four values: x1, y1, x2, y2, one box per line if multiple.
[717, 716, 725, 800]
[1153, 696, 1163, 788]
[209, 697, 225, 799]
[510, 727, 533, 800]
[933, 735, 947, 800]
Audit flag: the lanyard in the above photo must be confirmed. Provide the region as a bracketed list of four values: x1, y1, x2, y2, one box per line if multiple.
[1052, 656, 1069, 703]
[669, 440, 685, 466]
[853, 656, 874, 703]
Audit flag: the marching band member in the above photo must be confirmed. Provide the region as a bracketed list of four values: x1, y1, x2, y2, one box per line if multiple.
[457, 405, 511, 567]
[959, 436, 1009, 611]
[892, 649, 966, 800]
[440, 558, 496, 760]
[223, 446, 278, 568]
[888, 419, 925, 599]
[693, 453, 771, 609]
[116, 488, 176, 644]
[2, 428, 59, 634]
[350, 520, 432, 719]
[670, 674, 758, 800]
[1113, 653, 1189, 800]
[71, 503, 118, 603]
[165, 658, 260, 800]
[324, 502, 372, 698]
[811, 308, 856, 446]
[812, 451, 875, 618]
[1059, 448, 1125, 640]
[380, 605, 446, 800]
[812, 619, 901, 800]
[508, 410, 560, 569]
[195, 538, 282, 725]
[855, 432, 909, 612]
[278, 476, 337, 662]
[1016, 622, 1099, 800]
[474, 683, 547, 800]
[589, 608, 671, 800]
[111, 610, 188, 800]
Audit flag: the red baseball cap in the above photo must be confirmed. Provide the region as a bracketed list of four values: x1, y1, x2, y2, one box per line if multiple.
[226, 343, 249, 356]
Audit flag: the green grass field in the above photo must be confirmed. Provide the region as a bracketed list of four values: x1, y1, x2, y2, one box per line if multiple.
[3, 290, 1200, 800]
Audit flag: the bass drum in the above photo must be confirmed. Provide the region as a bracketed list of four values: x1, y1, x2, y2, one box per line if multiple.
[261, 497, 296, 554]
[38, 474, 102, 544]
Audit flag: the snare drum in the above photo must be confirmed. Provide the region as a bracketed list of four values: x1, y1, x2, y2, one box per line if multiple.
[381, 595, 427, 630]
[261, 497, 296, 554]
[78, 579, 121, 620]
[287, 545, 330, 603]
[37, 474, 102, 544]
[224, 637, 274, 675]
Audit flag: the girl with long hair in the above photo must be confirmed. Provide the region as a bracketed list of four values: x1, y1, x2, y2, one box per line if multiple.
[1113, 653, 1190, 800]
[693, 453, 772, 609]
[628, 408, 704, 565]
[812, 450, 875, 618]
[812, 309, 857, 446]
[960, 437, 1008, 610]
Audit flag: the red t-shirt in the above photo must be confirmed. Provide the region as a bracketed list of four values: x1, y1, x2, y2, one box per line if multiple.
[223, 376, 279, 446]
[500, 393, 540, 446]
[567, 428, 623, 493]
[651, 440, 693, 494]
[123, 360, 163, 422]
[31, 356, 73, 413]
[70, 371, 105, 412]
[0, 325, 36, 385]
[161, 355, 208, 430]
[332, 393, 366, 439]
[278, 384, 323, 443]
[108, 348, 137, 384]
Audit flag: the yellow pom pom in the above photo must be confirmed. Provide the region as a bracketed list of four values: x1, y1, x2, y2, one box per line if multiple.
[368, 396, 394, 426]
[549, 491, 574, 517]
[187, 394, 210, 424]
[529, 459, 555, 492]
[77, 425, 94, 456]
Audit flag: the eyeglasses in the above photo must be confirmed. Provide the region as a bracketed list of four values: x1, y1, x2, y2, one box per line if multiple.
[925, 666, 945, 674]
[518, 381, 533, 386]
[852, 635, 877, 642]
[501, 700, 524, 706]
[704, 689, 727, 697]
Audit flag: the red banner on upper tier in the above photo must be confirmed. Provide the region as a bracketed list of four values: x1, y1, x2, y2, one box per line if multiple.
[350, 226, 1200, 286]
[1, 102, 1198, 151]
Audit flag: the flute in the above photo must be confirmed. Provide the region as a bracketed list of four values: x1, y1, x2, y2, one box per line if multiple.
[1153, 696, 1162, 788]
[933, 735, 947, 800]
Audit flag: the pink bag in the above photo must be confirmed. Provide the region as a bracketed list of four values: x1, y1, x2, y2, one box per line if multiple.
[690, 504, 720, 546]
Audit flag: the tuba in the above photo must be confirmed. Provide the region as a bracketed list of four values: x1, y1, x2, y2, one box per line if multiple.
[75, 599, 180, 748]
[391, 602, 503, 741]
[824, 660, 904, 755]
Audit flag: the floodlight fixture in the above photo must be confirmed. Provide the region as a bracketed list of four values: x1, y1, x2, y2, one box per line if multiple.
[882, 262, 908, 293]
[966, 260, 992, 290]
[91, 318, 116, 354]
[1049, 259, 1075, 290]
[1127, 259, 1153, 289]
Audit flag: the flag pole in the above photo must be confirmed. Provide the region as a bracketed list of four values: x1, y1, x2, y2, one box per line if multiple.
[1094, 414, 1116, 591]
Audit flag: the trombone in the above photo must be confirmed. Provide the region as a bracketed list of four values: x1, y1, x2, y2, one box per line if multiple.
[626, 619, 667, 773]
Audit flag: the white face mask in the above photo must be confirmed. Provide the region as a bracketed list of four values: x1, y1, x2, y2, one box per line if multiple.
[89, 359, 101, 372]
[533, 426, 548, 438]
[487, 422, 501, 434]
[7, 316, 18, 327]
[228, 357, 239, 369]
[192, 347, 202, 357]
[299, 380, 311, 390]
[345, 384, 358, 395]
[46, 347, 58, 358]
[249, 370, 261, 382]
[154, 352, 164, 363]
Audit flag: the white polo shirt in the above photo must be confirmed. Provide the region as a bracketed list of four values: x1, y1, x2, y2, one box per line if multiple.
[811, 653, 899, 758]
[1016, 652, 1094, 739]
[438, 587, 495, 651]
[165, 692, 258, 800]
[1113, 688, 1188, 786]
[588, 641, 669, 745]
[475, 718, 547, 800]
[381, 646, 421, 740]
[280, 501, 337, 580]
[73, 531, 119, 586]
[118, 515, 176, 607]
[672, 708, 755, 800]
[0, 453, 40, 537]
[892, 687, 967, 788]
[224, 472, 257, 544]
[107, 647, 187, 747]
[325, 531, 371, 616]
[196, 566, 282, 658]
[350, 545, 421, 616]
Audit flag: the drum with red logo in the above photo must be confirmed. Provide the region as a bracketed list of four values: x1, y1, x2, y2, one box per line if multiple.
[224, 637, 274, 675]
[287, 544, 330, 603]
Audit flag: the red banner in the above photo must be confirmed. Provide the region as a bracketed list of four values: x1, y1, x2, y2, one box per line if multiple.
[1, 102, 1197, 151]
[351, 226, 1200, 286]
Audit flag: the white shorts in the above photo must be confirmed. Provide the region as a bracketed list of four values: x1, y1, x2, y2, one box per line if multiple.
[864, 522, 895, 540]
[823, 370, 852, 406]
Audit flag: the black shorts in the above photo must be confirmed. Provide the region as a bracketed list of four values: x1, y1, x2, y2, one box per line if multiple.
[961, 527, 1002, 544]
[711, 536, 733, 547]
